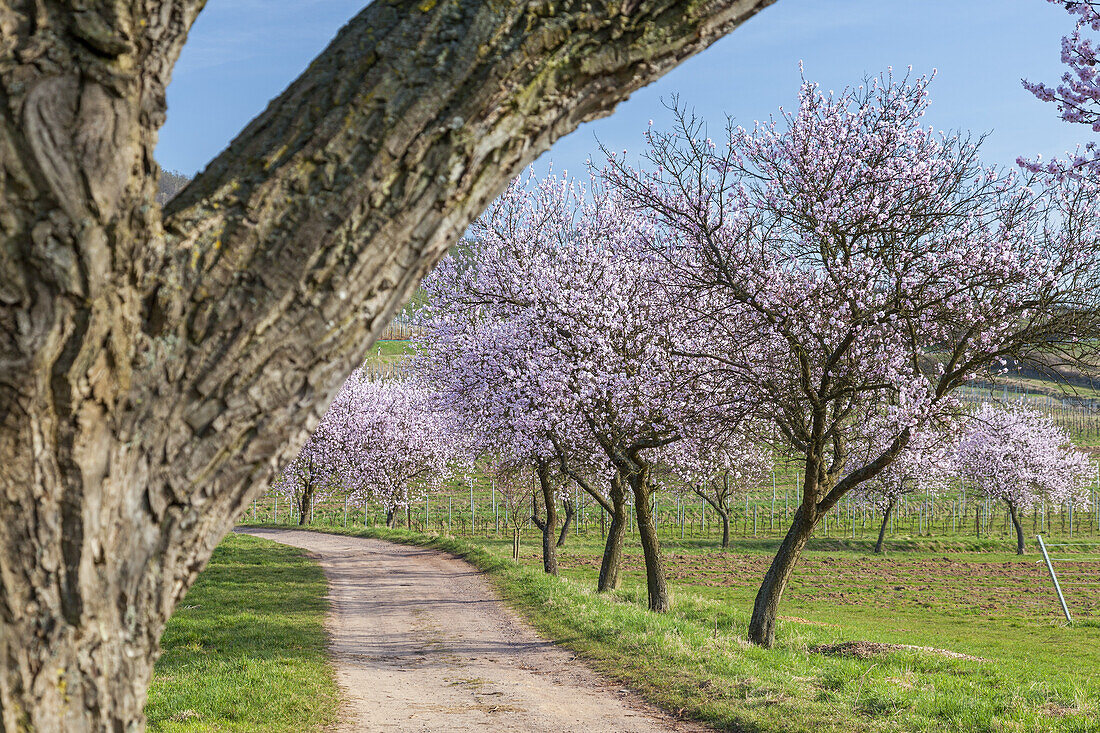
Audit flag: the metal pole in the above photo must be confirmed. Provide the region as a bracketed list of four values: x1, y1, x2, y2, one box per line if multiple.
[470, 481, 475, 533]
[771, 471, 776, 532]
[1037, 534, 1072, 623]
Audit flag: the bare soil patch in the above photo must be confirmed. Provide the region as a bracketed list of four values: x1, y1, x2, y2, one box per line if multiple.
[809, 640, 984, 661]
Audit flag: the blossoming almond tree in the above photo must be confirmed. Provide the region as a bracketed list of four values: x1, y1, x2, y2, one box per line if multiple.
[272, 371, 455, 527]
[416, 291, 577, 575]
[604, 70, 1100, 646]
[421, 173, 715, 610]
[957, 402, 1094, 554]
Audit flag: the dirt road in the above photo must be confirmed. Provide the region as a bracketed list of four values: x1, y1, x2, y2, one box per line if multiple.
[239, 528, 708, 733]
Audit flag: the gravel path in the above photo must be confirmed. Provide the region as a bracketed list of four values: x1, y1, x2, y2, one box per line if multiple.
[238, 528, 709, 733]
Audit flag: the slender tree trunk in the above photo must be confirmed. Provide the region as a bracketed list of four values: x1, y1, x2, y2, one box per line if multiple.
[598, 475, 628, 593]
[748, 507, 817, 647]
[512, 528, 520, 561]
[875, 500, 896, 554]
[694, 487, 731, 548]
[298, 484, 315, 526]
[557, 499, 575, 547]
[534, 461, 559, 575]
[627, 466, 670, 612]
[0, 1, 773, 727]
[1008, 501, 1026, 555]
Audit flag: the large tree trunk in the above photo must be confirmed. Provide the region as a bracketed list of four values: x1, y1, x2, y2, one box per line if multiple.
[747, 506, 817, 647]
[0, 0, 774, 728]
[875, 499, 896, 554]
[627, 465, 670, 612]
[598, 475, 628, 593]
[1008, 501, 1026, 555]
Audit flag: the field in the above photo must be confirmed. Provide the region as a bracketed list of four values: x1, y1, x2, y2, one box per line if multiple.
[146, 533, 339, 732]
[251, 523, 1100, 732]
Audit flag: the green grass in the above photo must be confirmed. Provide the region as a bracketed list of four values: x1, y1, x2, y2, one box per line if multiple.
[146, 533, 339, 732]
[368, 340, 416, 359]
[247, 523, 1100, 732]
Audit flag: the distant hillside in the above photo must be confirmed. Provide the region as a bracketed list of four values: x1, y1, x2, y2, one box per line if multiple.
[156, 170, 192, 205]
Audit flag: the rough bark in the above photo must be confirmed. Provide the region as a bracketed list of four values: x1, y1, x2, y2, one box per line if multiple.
[598, 474, 628, 593]
[1008, 501, 1026, 555]
[556, 498, 575, 548]
[747, 506, 817, 647]
[627, 467, 669, 612]
[875, 499, 896, 554]
[0, 0, 775, 728]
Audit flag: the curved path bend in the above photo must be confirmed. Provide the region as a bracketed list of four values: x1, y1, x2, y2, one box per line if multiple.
[239, 528, 709, 733]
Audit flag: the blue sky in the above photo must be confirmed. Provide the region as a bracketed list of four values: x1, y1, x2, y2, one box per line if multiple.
[157, 0, 1084, 178]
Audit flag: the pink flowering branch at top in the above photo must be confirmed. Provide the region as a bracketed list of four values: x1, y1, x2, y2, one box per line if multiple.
[1021, 0, 1100, 180]
[956, 402, 1094, 554]
[603, 67, 1100, 647]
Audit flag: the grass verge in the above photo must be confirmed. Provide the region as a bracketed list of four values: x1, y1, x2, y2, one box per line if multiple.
[146, 532, 339, 732]
[244, 523, 1100, 733]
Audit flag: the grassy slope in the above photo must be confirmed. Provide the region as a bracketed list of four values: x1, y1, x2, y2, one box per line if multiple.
[249, 524, 1100, 733]
[146, 533, 339, 732]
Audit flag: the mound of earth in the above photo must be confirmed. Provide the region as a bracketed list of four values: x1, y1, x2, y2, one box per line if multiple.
[809, 640, 983, 661]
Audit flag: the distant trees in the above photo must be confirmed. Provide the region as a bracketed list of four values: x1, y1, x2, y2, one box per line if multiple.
[665, 435, 771, 548]
[418, 174, 717, 611]
[272, 370, 455, 528]
[957, 403, 1094, 554]
[155, 170, 192, 204]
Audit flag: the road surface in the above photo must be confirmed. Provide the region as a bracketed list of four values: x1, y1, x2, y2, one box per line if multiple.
[238, 528, 709, 733]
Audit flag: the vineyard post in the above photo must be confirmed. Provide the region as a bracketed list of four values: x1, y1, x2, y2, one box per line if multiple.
[274, 496, 278, 525]
[771, 470, 776, 531]
[470, 481, 475, 533]
[1037, 535, 1073, 623]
